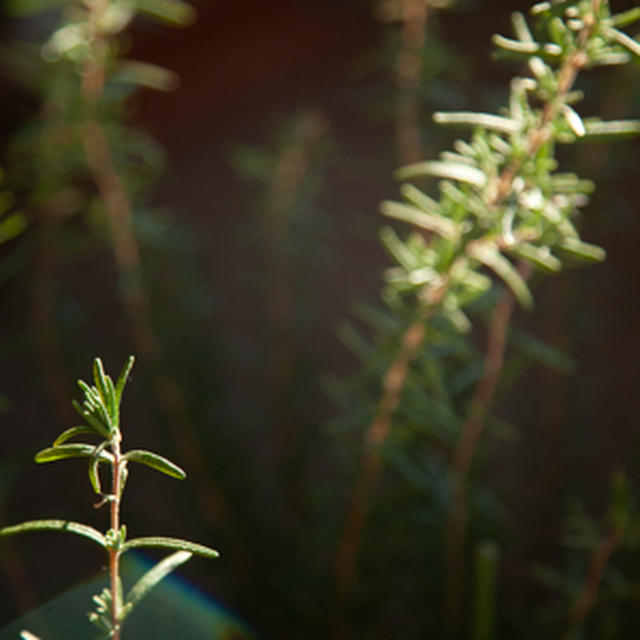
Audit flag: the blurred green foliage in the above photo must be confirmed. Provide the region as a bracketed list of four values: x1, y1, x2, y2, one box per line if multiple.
[0, 0, 640, 639]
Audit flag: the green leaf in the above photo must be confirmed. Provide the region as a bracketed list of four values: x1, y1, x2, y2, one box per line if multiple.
[558, 237, 606, 262]
[134, 0, 196, 26]
[93, 358, 112, 411]
[561, 104, 585, 138]
[123, 536, 219, 559]
[511, 11, 533, 42]
[380, 200, 459, 240]
[492, 34, 562, 58]
[581, 119, 640, 141]
[35, 444, 113, 464]
[115, 356, 135, 405]
[395, 161, 486, 188]
[121, 551, 192, 622]
[380, 226, 419, 271]
[88, 442, 110, 495]
[0, 211, 28, 244]
[506, 243, 562, 273]
[602, 26, 640, 59]
[400, 183, 440, 214]
[0, 519, 106, 548]
[433, 111, 521, 135]
[3, 0, 67, 16]
[610, 7, 640, 28]
[77, 379, 113, 433]
[105, 375, 118, 428]
[467, 243, 533, 308]
[123, 449, 186, 479]
[72, 400, 111, 438]
[509, 328, 576, 374]
[53, 426, 99, 446]
[112, 61, 179, 92]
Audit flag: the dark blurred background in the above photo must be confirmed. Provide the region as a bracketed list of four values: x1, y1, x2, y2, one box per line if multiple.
[0, 0, 639, 638]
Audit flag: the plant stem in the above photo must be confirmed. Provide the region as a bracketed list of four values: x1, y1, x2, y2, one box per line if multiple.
[442, 7, 600, 632]
[443, 277, 522, 637]
[396, 0, 429, 164]
[109, 435, 123, 640]
[335, 3, 602, 633]
[333, 303, 440, 635]
[332, 6, 434, 627]
[562, 527, 622, 640]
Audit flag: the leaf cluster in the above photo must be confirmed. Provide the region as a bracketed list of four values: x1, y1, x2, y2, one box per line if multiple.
[0, 357, 218, 637]
[381, 3, 640, 330]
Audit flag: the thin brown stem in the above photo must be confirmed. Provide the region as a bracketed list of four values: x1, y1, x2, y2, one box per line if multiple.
[562, 527, 622, 640]
[442, 8, 600, 633]
[442, 266, 528, 637]
[334, 309, 431, 595]
[331, 6, 433, 627]
[396, 0, 429, 164]
[109, 436, 123, 640]
[335, 3, 601, 631]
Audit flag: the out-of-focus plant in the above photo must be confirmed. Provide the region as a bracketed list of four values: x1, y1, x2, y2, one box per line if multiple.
[4, 0, 233, 534]
[0, 168, 26, 246]
[0, 357, 218, 639]
[532, 470, 640, 640]
[231, 108, 337, 635]
[333, 1, 640, 637]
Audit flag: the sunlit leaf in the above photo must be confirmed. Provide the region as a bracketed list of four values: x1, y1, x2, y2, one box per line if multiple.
[112, 61, 179, 92]
[53, 426, 100, 446]
[35, 444, 113, 464]
[558, 237, 606, 262]
[0, 212, 28, 244]
[72, 400, 111, 438]
[3, 0, 66, 16]
[123, 536, 219, 558]
[610, 7, 640, 28]
[433, 111, 521, 135]
[467, 243, 533, 308]
[134, 0, 196, 26]
[88, 442, 109, 495]
[120, 551, 192, 622]
[0, 519, 106, 547]
[123, 450, 186, 479]
[506, 243, 561, 273]
[115, 356, 135, 405]
[602, 26, 640, 58]
[381, 201, 458, 240]
[395, 161, 486, 188]
[581, 119, 640, 141]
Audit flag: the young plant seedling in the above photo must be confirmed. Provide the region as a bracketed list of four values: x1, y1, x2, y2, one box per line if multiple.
[0, 356, 219, 639]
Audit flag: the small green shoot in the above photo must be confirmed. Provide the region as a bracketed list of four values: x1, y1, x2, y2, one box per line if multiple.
[0, 356, 219, 639]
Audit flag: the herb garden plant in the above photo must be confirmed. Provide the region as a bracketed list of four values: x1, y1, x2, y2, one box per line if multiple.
[332, 0, 640, 637]
[1, 0, 640, 638]
[0, 357, 218, 639]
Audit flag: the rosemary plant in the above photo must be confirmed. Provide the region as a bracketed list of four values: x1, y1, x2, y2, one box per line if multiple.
[0, 357, 218, 639]
[335, 0, 640, 635]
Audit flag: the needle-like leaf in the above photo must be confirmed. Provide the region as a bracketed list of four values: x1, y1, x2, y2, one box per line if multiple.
[123, 449, 186, 479]
[120, 551, 193, 622]
[0, 519, 106, 547]
[53, 426, 99, 446]
[123, 536, 219, 559]
[35, 444, 113, 464]
[115, 355, 135, 405]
